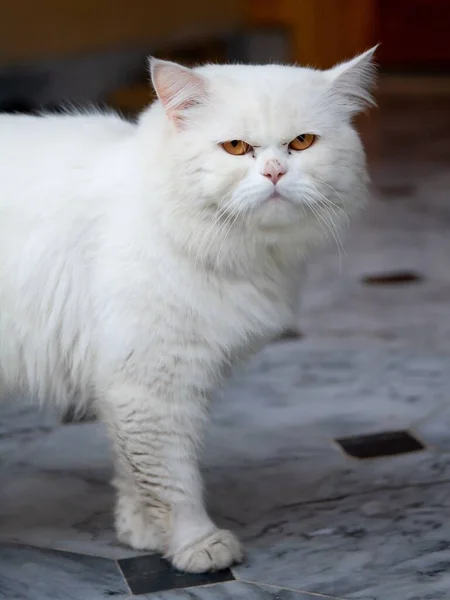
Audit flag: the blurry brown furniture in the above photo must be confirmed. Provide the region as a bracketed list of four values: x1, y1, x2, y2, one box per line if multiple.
[245, 0, 378, 67]
[244, 0, 450, 70]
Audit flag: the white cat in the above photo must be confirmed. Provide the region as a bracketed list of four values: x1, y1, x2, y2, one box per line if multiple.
[0, 49, 375, 572]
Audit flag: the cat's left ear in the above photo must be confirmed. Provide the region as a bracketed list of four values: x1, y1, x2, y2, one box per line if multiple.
[149, 57, 207, 128]
[326, 46, 378, 115]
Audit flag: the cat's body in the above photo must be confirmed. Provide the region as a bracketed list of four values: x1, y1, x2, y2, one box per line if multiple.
[0, 110, 299, 408]
[0, 52, 375, 572]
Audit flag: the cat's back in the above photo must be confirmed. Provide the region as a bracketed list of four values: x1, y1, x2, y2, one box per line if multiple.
[0, 111, 136, 320]
[0, 110, 134, 144]
[0, 110, 136, 236]
[0, 111, 135, 177]
[0, 112, 137, 400]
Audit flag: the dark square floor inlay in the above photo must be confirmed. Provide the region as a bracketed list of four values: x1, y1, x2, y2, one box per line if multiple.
[336, 430, 425, 459]
[362, 271, 423, 286]
[118, 554, 235, 596]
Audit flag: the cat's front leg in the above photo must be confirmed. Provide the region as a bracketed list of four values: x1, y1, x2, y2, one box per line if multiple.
[102, 381, 243, 573]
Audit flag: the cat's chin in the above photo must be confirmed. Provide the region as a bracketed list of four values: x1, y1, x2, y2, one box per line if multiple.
[258, 211, 302, 230]
[254, 201, 302, 230]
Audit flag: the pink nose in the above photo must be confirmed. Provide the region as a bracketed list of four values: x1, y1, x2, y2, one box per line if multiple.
[262, 160, 286, 185]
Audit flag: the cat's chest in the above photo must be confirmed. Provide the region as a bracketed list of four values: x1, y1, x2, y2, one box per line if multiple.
[187, 270, 293, 347]
[104, 245, 296, 363]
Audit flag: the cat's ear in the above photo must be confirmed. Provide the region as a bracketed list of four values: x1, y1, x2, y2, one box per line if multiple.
[326, 46, 378, 115]
[149, 57, 207, 128]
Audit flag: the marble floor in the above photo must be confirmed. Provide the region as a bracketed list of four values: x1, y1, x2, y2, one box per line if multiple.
[1, 89, 450, 599]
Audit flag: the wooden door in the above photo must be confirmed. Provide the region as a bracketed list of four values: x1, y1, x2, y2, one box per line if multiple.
[378, 0, 450, 69]
[245, 0, 378, 67]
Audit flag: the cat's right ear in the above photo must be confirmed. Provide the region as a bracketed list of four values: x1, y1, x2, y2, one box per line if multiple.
[149, 58, 207, 128]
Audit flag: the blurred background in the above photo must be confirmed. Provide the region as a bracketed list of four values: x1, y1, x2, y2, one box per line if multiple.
[2, 0, 450, 175]
[1, 0, 449, 113]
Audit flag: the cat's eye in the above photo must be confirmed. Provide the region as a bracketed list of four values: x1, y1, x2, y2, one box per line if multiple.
[288, 134, 316, 151]
[221, 140, 252, 156]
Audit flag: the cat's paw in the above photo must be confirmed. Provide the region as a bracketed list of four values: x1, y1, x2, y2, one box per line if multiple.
[115, 495, 161, 551]
[117, 519, 161, 551]
[170, 529, 243, 573]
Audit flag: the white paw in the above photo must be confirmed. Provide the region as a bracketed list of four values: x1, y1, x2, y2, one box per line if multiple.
[115, 495, 161, 551]
[170, 529, 243, 573]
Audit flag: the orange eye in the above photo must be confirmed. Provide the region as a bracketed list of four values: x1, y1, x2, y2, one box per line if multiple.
[288, 134, 316, 151]
[221, 140, 252, 156]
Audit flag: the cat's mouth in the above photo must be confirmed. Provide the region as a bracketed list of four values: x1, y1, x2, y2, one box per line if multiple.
[268, 190, 282, 201]
[265, 189, 295, 205]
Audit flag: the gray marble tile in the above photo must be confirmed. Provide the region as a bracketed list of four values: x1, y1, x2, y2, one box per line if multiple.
[0, 400, 57, 437]
[214, 344, 450, 441]
[297, 167, 450, 351]
[131, 581, 336, 600]
[202, 345, 450, 531]
[206, 457, 334, 533]
[312, 449, 450, 501]
[233, 481, 450, 600]
[0, 543, 128, 600]
[0, 420, 135, 559]
[0, 401, 58, 459]
[4, 418, 112, 472]
[207, 447, 450, 536]
[416, 404, 450, 453]
[0, 465, 127, 558]
[1, 343, 448, 563]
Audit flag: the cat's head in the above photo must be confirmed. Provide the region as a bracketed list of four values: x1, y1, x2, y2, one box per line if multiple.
[142, 49, 376, 261]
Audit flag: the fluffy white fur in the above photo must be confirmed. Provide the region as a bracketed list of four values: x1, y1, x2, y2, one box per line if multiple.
[0, 49, 376, 572]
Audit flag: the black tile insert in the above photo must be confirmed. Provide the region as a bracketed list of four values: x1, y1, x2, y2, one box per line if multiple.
[362, 271, 423, 286]
[336, 430, 425, 459]
[118, 554, 235, 596]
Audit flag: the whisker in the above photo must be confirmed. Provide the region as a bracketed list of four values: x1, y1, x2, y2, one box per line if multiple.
[314, 189, 350, 225]
[214, 202, 244, 272]
[197, 196, 241, 269]
[195, 212, 221, 266]
[314, 178, 345, 205]
[195, 192, 239, 266]
[304, 193, 344, 270]
[312, 192, 347, 246]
